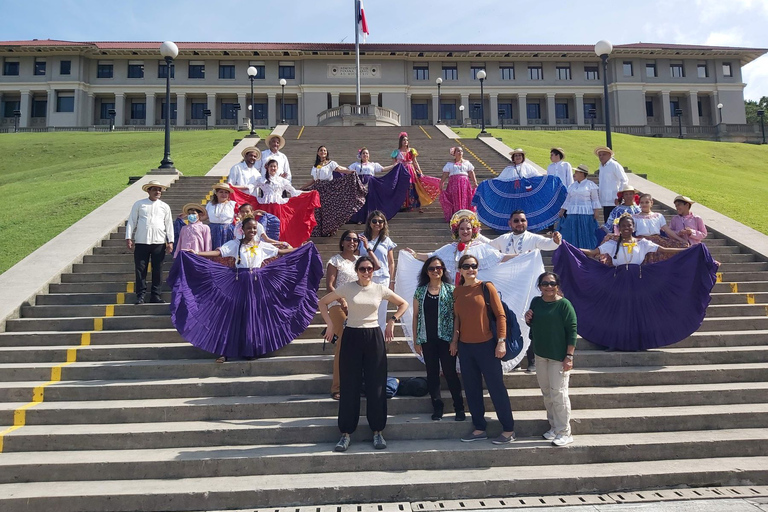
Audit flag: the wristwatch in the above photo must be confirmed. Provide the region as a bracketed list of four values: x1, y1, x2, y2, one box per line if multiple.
[497, 338, 506, 344]
[565, 354, 574, 360]
[389, 315, 399, 323]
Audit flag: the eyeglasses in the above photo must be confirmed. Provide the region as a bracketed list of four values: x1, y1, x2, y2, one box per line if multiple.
[427, 266, 444, 272]
[512, 218, 527, 223]
[370, 219, 385, 224]
[460, 263, 479, 270]
[540, 281, 558, 287]
[343, 237, 359, 243]
[358, 267, 375, 273]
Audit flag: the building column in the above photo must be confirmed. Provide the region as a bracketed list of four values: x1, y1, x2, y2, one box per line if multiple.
[546, 93, 557, 126]
[331, 93, 340, 108]
[517, 93, 527, 126]
[575, 93, 585, 125]
[114, 93, 125, 126]
[660, 91, 672, 126]
[145, 93, 156, 127]
[370, 92, 378, 107]
[267, 93, 277, 126]
[710, 93, 719, 126]
[176, 93, 186, 126]
[489, 93, 499, 127]
[460, 93, 470, 125]
[688, 91, 699, 126]
[46, 89, 56, 127]
[405, 93, 412, 125]
[431, 94, 439, 124]
[20, 90, 32, 128]
[85, 92, 95, 126]
[207, 93, 217, 126]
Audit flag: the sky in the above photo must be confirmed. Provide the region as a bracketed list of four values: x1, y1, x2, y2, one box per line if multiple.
[2, 0, 766, 100]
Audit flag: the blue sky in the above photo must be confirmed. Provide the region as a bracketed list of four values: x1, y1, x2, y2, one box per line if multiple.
[3, 0, 767, 100]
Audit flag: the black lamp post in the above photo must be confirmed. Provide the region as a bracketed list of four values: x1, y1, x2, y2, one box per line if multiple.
[436, 77, 442, 124]
[108, 108, 116, 131]
[459, 105, 464, 127]
[759, 110, 766, 144]
[594, 40, 613, 149]
[675, 108, 684, 139]
[279, 78, 287, 124]
[499, 109, 505, 129]
[232, 103, 241, 130]
[477, 69, 487, 133]
[203, 109, 211, 130]
[247, 66, 258, 136]
[13, 109, 21, 133]
[717, 102, 723, 124]
[159, 41, 178, 169]
[589, 108, 596, 130]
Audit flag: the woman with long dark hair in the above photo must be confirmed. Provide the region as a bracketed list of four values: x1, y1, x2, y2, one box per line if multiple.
[348, 147, 410, 224]
[359, 211, 397, 331]
[391, 132, 441, 212]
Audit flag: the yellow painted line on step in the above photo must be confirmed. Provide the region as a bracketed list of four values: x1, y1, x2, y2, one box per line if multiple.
[94, 318, 103, 331]
[105, 305, 115, 317]
[126, 282, 134, 293]
[716, 272, 723, 283]
[730, 283, 738, 293]
[418, 125, 432, 140]
[116, 292, 125, 305]
[0, 332, 92, 453]
[746, 294, 755, 305]
[297, 126, 305, 139]
[457, 140, 497, 176]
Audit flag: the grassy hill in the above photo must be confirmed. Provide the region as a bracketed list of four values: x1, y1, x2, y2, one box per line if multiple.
[0, 130, 269, 273]
[455, 128, 768, 236]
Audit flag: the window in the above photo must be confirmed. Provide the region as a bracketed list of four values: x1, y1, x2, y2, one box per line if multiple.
[527, 102, 541, 119]
[3, 101, 20, 117]
[158, 62, 175, 79]
[250, 64, 265, 80]
[100, 102, 115, 119]
[60, 60, 71, 75]
[670, 100, 681, 117]
[584, 102, 597, 120]
[34, 60, 46, 76]
[411, 101, 429, 120]
[555, 103, 569, 119]
[623, 61, 633, 77]
[442, 66, 458, 81]
[3, 61, 19, 75]
[127, 64, 144, 79]
[697, 63, 708, 78]
[219, 64, 235, 79]
[31, 99, 47, 117]
[498, 103, 513, 119]
[722, 63, 733, 77]
[584, 66, 599, 80]
[441, 103, 456, 120]
[188, 64, 205, 79]
[221, 102, 238, 119]
[97, 63, 113, 78]
[283, 104, 297, 120]
[160, 101, 176, 120]
[130, 101, 146, 119]
[471, 66, 486, 80]
[528, 65, 543, 80]
[670, 63, 685, 78]
[278, 65, 295, 79]
[252, 103, 267, 119]
[413, 65, 429, 81]
[646, 100, 654, 117]
[56, 93, 74, 113]
[646, 62, 657, 78]
[556, 66, 571, 80]
[191, 102, 206, 119]
[500, 66, 514, 80]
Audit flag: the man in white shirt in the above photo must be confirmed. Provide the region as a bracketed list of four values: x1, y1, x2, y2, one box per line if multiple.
[228, 146, 261, 193]
[258, 134, 291, 182]
[125, 180, 174, 304]
[595, 146, 629, 223]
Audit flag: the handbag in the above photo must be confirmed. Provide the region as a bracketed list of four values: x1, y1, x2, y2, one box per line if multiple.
[481, 282, 524, 362]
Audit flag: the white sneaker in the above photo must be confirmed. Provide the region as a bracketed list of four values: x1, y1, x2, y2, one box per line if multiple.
[542, 429, 556, 441]
[552, 434, 573, 447]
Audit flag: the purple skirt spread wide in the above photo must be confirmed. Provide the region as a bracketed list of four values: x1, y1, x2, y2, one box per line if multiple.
[349, 164, 412, 223]
[552, 241, 717, 351]
[168, 244, 324, 358]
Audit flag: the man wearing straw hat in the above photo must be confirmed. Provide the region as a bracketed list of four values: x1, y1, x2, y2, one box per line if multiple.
[594, 146, 628, 223]
[258, 134, 292, 182]
[228, 146, 262, 194]
[125, 180, 174, 305]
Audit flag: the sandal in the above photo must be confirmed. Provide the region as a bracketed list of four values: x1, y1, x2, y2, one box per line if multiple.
[331, 392, 341, 400]
[215, 356, 227, 363]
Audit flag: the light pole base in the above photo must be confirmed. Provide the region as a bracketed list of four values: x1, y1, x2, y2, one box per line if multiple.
[149, 167, 180, 175]
[243, 134, 260, 138]
[477, 132, 493, 138]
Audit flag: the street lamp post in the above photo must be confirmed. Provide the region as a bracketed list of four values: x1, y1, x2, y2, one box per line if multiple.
[758, 110, 766, 144]
[675, 108, 684, 139]
[499, 109, 505, 129]
[158, 41, 178, 169]
[436, 77, 443, 124]
[232, 103, 240, 130]
[459, 105, 464, 127]
[594, 39, 613, 149]
[108, 108, 116, 131]
[588, 108, 596, 130]
[717, 103, 723, 124]
[13, 109, 21, 133]
[279, 78, 287, 124]
[203, 109, 211, 130]
[477, 69, 487, 134]
[247, 66, 258, 136]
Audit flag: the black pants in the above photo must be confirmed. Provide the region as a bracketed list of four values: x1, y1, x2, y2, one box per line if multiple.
[134, 243, 166, 299]
[338, 327, 387, 434]
[421, 339, 464, 411]
[458, 339, 515, 432]
[603, 206, 616, 224]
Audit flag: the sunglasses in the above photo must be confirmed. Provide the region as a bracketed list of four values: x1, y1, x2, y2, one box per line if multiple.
[540, 281, 558, 287]
[370, 219, 385, 224]
[343, 237, 359, 243]
[512, 218, 527, 223]
[460, 263, 479, 270]
[427, 266, 444, 272]
[358, 267, 375, 273]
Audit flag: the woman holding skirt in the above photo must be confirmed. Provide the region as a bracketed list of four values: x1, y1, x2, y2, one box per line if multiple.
[557, 164, 602, 249]
[439, 146, 478, 222]
[349, 148, 410, 223]
[632, 193, 688, 263]
[392, 132, 441, 212]
[206, 183, 237, 249]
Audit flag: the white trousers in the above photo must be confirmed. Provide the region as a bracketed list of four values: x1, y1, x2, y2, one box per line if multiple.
[535, 356, 572, 436]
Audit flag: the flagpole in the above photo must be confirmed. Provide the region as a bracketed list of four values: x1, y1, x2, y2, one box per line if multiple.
[354, 0, 361, 111]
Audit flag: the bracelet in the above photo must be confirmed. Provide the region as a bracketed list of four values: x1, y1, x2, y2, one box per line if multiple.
[565, 354, 574, 359]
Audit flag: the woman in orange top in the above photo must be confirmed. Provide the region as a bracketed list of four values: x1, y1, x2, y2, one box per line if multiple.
[452, 254, 516, 444]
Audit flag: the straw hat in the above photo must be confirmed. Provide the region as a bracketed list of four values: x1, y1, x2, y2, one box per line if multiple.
[674, 195, 695, 205]
[574, 164, 590, 175]
[241, 146, 261, 160]
[182, 203, 205, 215]
[551, 147, 565, 158]
[594, 146, 614, 157]
[509, 148, 526, 158]
[618, 185, 636, 194]
[266, 134, 286, 150]
[212, 183, 234, 193]
[141, 180, 168, 192]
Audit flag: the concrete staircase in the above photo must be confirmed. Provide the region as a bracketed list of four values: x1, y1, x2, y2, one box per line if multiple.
[1, 128, 767, 511]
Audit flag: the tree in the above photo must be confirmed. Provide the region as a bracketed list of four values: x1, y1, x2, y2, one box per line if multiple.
[745, 96, 768, 123]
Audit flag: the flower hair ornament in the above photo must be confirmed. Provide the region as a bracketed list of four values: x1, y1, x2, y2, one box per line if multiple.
[450, 210, 482, 244]
[449, 147, 457, 157]
[398, 131, 408, 138]
[357, 148, 365, 159]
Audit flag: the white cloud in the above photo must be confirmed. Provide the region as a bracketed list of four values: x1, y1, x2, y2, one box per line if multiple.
[744, 55, 768, 101]
[704, 31, 745, 47]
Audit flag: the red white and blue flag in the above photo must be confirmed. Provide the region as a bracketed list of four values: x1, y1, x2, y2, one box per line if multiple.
[358, 0, 370, 43]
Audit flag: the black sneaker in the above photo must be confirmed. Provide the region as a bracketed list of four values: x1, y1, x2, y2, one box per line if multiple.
[455, 409, 466, 422]
[134, 296, 145, 305]
[335, 434, 351, 452]
[150, 296, 166, 304]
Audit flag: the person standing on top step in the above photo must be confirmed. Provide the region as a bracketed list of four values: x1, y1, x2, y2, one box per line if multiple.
[439, 146, 478, 222]
[348, 147, 408, 225]
[258, 134, 292, 182]
[125, 180, 174, 305]
[228, 147, 262, 193]
[595, 146, 629, 223]
[392, 131, 441, 212]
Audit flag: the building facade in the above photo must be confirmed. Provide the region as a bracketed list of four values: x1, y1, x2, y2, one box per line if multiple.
[0, 39, 764, 130]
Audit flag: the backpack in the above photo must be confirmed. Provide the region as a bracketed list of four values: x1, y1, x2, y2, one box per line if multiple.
[481, 282, 524, 362]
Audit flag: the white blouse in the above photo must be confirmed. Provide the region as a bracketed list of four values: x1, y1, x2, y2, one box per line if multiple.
[218, 239, 278, 269]
[252, 176, 302, 205]
[599, 238, 659, 266]
[497, 163, 539, 181]
[234, 220, 266, 240]
[205, 201, 236, 224]
[547, 161, 574, 188]
[632, 212, 667, 236]
[561, 180, 601, 214]
[349, 162, 384, 176]
[311, 161, 340, 181]
[442, 160, 475, 177]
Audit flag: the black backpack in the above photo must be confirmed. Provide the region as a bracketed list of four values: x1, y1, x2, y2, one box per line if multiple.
[481, 282, 524, 362]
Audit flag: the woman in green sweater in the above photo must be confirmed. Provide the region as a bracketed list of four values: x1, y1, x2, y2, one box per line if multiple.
[524, 271, 577, 447]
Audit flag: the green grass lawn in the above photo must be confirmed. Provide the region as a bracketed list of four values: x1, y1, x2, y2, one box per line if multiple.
[455, 128, 768, 236]
[0, 129, 271, 273]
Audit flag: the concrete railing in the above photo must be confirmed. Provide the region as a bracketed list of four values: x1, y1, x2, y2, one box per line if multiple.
[317, 104, 401, 127]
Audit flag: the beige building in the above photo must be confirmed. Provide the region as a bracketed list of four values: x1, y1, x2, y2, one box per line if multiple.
[0, 39, 764, 134]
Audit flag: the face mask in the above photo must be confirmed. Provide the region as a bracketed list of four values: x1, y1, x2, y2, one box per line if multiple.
[187, 213, 198, 223]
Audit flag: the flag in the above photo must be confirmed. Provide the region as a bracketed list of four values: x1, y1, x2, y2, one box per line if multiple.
[358, 0, 369, 43]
